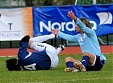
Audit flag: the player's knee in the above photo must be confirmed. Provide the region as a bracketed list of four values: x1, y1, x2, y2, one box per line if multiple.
[82, 52, 95, 59]
[82, 52, 89, 56]
[65, 57, 72, 62]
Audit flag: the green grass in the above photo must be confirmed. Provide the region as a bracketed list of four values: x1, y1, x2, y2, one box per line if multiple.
[0, 54, 113, 83]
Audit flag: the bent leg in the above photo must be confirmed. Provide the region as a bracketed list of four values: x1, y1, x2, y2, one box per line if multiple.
[29, 42, 48, 52]
[65, 57, 80, 62]
[18, 35, 30, 59]
[65, 57, 80, 68]
[64, 57, 80, 72]
[75, 52, 96, 71]
[82, 52, 96, 66]
[18, 43, 29, 59]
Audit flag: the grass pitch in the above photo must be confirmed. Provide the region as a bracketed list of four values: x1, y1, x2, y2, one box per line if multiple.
[0, 54, 112, 83]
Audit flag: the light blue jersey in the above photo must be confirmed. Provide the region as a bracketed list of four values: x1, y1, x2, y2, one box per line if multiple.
[58, 19, 106, 62]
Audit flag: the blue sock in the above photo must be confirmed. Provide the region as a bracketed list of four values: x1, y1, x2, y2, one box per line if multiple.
[81, 56, 89, 68]
[21, 42, 28, 47]
[66, 62, 74, 68]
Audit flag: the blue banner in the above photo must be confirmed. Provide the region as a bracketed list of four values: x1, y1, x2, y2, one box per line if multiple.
[33, 4, 113, 37]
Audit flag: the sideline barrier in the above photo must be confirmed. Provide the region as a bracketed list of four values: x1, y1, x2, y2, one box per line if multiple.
[0, 45, 113, 56]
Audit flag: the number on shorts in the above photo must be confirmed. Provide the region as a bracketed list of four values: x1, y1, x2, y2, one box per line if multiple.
[24, 63, 36, 70]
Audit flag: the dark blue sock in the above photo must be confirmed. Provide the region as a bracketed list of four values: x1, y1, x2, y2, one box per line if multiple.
[81, 56, 89, 68]
[66, 62, 74, 68]
[21, 42, 28, 47]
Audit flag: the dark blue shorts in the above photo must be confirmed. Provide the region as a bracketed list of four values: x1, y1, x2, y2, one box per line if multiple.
[31, 51, 51, 70]
[86, 55, 105, 71]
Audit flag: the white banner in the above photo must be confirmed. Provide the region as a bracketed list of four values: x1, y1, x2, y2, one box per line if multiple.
[0, 7, 33, 41]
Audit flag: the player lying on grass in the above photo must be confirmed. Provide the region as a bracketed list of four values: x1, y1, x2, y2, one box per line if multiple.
[6, 33, 65, 71]
[52, 10, 106, 72]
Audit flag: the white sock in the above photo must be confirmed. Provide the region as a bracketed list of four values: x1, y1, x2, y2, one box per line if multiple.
[30, 34, 55, 43]
[56, 47, 62, 55]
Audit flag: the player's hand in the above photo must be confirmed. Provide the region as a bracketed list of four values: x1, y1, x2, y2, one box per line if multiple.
[52, 29, 59, 35]
[68, 10, 77, 20]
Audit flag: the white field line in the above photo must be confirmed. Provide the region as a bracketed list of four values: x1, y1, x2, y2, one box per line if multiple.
[19, 77, 113, 83]
[9, 77, 113, 83]
[23, 77, 113, 83]
[48, 77, 113, 83]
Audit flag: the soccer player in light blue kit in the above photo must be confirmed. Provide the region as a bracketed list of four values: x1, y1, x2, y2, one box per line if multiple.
[6, 33, 65, 71]
[52, 10, 106, 72]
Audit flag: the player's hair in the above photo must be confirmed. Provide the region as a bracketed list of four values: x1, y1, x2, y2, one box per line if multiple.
[6, 58, 21, 71]
[79, 18, 92, 29]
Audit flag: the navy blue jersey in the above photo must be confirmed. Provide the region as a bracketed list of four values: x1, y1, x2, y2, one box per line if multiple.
[18, 46, 51, 70]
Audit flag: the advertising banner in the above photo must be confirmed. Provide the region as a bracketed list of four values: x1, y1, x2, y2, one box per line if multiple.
[0, 7, 33, 41]
[0, 5, 113, 41]
[33, 5, 113, 37]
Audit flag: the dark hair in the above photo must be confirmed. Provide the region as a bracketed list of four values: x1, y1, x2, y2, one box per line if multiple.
[6, 58, 21, 71]
[79, 18, 92, 29]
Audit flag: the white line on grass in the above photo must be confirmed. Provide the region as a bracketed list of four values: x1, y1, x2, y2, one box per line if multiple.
[11, 77, 112, 83]
[48, 77, 112, 83]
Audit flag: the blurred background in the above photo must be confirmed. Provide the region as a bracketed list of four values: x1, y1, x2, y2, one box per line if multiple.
[0, 0, 113, 7]
[0, 0, 113, 48]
